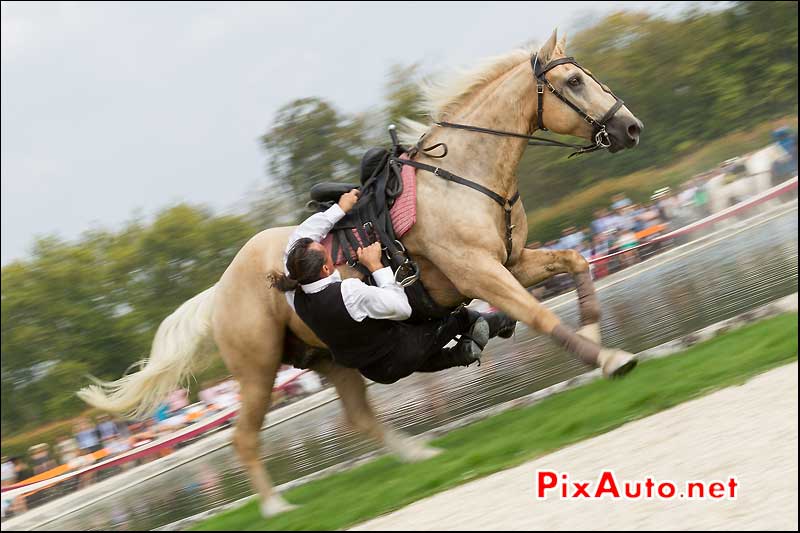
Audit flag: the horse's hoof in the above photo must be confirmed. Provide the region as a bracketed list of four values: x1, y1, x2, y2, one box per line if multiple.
[260, 494, 299, 518]
[599, 349, 638, 379]
[577, 323, 601, 345]
[397, 444, 443, 463]
[384, 429, 443, 462]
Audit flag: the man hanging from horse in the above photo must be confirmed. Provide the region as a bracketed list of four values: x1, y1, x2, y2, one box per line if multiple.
[269, 188, 517, 385]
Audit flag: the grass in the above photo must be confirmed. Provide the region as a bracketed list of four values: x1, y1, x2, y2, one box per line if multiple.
[525, 115, 798, 242]
[193, 313, 798, 531]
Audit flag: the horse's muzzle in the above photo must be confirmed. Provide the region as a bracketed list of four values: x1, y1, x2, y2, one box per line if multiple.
[606, 116, 643, 151]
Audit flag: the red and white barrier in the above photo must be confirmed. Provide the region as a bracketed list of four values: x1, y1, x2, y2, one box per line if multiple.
[588, 175, 797, 264]
[2, 370, 310, 499]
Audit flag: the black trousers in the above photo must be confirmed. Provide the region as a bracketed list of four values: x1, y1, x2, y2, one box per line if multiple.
[359, 308, 474, 385]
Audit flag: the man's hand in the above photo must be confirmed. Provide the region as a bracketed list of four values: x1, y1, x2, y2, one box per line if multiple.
[357, 242, 383, 272]
[338, 189, 360, 213]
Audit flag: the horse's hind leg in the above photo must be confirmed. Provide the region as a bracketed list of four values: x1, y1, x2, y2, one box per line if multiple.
[219, 335, 297, 518]
[509, 248, 602, 343]
[311, 358, 441, 461]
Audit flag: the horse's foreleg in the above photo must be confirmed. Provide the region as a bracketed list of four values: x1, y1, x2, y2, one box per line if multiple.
[509, 248, 601, 343]
[311, 358, 441, 462]
[454, 258, 634, 378]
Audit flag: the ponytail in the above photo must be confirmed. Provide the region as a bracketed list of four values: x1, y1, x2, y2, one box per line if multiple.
[267, 238, 325, 292]
[267, 272, 300, 292]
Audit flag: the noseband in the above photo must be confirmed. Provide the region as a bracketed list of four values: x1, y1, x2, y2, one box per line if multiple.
[532, 54, 624, 153]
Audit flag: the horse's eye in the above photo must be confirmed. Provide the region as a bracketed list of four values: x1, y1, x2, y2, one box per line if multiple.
[568, 76, 581, 87]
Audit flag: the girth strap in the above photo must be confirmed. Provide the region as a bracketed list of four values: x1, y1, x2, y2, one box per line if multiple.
[392, 158, 509, 208]
[504, 191, 521, 260]
[390, 157, 520, 261]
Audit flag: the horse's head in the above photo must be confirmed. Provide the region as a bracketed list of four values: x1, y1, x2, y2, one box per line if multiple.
[534, 30, 643, 153]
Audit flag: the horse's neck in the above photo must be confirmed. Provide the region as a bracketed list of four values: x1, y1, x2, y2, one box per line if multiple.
[427, 61, 537, 197]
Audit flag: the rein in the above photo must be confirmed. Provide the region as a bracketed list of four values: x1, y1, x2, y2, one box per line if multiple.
[432, 121, 605, 157]
[391, 53, 625, 262]
[427, 53, 624, 158]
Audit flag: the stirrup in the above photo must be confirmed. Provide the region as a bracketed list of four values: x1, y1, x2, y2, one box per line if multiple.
[395, 259, 420, 287]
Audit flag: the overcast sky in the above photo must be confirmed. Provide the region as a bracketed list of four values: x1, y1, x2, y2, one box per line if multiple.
[2, 1, 696, 265]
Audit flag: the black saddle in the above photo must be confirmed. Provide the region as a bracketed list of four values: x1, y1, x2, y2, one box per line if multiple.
[309, 182, 358, 204]
[308, 147, 392, 205]
[303, 141, 451, 322]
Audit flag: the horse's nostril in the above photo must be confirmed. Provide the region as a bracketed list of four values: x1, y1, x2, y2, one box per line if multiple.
[627, 123, 640, 139]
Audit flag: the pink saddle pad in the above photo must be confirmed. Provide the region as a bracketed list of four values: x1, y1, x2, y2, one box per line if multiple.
[321, 154, 417, 265]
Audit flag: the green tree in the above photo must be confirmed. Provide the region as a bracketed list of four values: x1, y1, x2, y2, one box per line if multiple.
[384, 63, 426, 127]
[516, 1, 798, 217]
[260, 97, 365, 217]
[1, 205, 258, 433]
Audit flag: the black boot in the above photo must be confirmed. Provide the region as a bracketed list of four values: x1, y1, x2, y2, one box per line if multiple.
[418, 333, 487, 373]
[459, 308, 491, 350]
[483, 311, 517, 339]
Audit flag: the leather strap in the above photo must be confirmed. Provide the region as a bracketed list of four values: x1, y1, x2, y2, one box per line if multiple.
[391, 157, 520, 261]
[392, 158, 509, 208]
[434, 121, 595, 149]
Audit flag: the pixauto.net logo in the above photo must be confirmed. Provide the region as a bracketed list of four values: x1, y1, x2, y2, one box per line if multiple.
[535, 470, 738, 501]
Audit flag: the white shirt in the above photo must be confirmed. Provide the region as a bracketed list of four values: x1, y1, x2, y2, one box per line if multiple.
[283, 204, 412, 322]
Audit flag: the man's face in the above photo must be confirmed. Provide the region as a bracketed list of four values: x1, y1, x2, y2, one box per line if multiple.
[309, 242, 334, 278]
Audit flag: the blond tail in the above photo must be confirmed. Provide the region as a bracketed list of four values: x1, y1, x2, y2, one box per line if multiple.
[77, 285, 217, 420]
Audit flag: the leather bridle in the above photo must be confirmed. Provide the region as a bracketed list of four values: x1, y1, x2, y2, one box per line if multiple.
[532, 53, 624, 154]
[390, 53, 627, 262]
[429, 53, 625, 157]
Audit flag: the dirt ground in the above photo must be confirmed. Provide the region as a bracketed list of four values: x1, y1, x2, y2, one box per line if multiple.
[352, 362, 798, 531]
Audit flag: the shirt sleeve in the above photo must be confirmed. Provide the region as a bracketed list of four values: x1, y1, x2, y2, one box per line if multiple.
[340, 268, 412, 321]
[283, 204, 345, 312]
[283, 203, 345, 274]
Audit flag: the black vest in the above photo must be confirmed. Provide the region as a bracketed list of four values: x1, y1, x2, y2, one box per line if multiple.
[294, 281, 399, 368]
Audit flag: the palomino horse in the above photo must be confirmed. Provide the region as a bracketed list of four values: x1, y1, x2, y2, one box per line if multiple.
[79, 30, 643, 517]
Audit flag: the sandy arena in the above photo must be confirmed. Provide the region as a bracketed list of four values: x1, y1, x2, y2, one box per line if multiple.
[352, 362, 798, 531]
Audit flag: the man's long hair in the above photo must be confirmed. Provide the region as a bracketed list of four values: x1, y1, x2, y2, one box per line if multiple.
[268, 238, 326, 291]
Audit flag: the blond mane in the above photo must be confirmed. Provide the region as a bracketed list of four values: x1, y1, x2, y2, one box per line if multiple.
[399, 47, 535, 145]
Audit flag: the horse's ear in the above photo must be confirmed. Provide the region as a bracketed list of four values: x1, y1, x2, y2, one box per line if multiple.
[538, 29, 559, 63]
[556, 33, 567, 56]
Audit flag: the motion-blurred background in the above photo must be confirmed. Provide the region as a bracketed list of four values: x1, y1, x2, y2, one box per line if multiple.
[1, 1, 797, 528]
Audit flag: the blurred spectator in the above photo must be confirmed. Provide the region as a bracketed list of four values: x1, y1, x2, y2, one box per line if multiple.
[1, 456, 15, 487]
[130, 419, 161, 448]
[55, 435, 80, 465]
[772, 127, 797, 162]
[610, 193, 632, 210]
[693, 179, 711, 217]
[168, 389, 189, 414]
[153, 402, 171, 423]
[556, 226, 585, 251]
[616, 205, 638, 232]
[1, 458, 28, 517]
[590, 208, 612, 236]
[97, 414, 120, 444]
[74, 418, 103, 455]
[29, 443, 56, 475]
[12, 456, 31, 482]
[106, 432, 133, 460]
